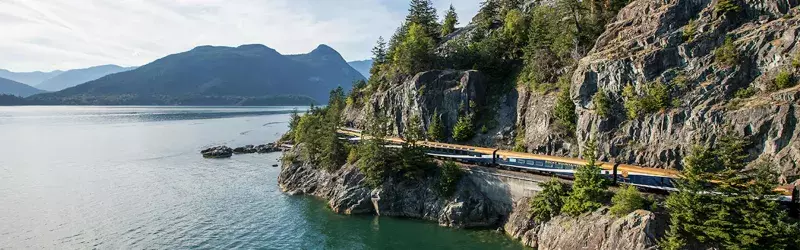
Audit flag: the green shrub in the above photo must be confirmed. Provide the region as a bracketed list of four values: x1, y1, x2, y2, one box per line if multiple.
[793, 51, 800, 68]
[609, 185, 646, 216]
[774, 71, 795, 90]
[592, 90, 612, 118]
[480, 124, 489, 134]
[715, 0, 741, 15]
[529, 178, 569, 222]
[734, 86, 756, 99]
[437, 161, 465, 197]
[452, 115, 475, 141]
[714, 37, 738, 68]
[683, 19, 697, 42]
[623, 81, 672, 119]
[347, 147, 359, 164]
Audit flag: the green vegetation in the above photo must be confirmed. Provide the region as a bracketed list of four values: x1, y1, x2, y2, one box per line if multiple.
[452, 115, 475, 142]
[394, 23, 437, 74]
[660, 133, 800, 250]
[609, 185, 646, 217]
[793, 51, 800, 68]
[293, 88, 348, 171]
[592, 90, 611, 118]
[553, 80, 577, 135]
[562, 136, 609, 215]
[734, 86, 756, 99]
[356, 108, 435, 188]
[528, 178, 569, 222]
[772, 70, 795, 90]
[436, 161, 465, 197]
[427, 110, 445, 141]
[440, 4, 458, 37]
[683, 19, 697, 42]
[714, 0, 741, 15]
[714, 37, 738, 68]
[623, 80, 672, 119]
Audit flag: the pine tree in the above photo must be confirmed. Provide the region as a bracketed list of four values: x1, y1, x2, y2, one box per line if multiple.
[393, 22, 436, 74]
[370, 37, 387, 77]
[562, 136, 608, 215]
[553, 78, 577, 134]
[427, 110, 445, 142]
[661, 133, 800, 250]
[407, 0, 440, 39]
[440, 4, 459, 37]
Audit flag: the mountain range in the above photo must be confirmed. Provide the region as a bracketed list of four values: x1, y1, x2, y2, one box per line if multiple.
[28, 44, 365, 105]
[0, 77, 46, 97]
[0, 69, 63, 87]
[347, 59, 373, 79]
[35, 65, 137, 91]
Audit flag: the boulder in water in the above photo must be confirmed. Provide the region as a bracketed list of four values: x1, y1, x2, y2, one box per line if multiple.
[201, 146, 233, 158]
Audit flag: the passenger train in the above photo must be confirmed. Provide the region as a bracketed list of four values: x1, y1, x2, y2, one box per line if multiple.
[337, 128, 798, 202]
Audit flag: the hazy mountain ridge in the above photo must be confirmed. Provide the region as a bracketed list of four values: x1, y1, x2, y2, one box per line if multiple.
[28, 44, 365, 105]
[347, 59, 373, 79]
[0, 69, 63, 86]
[35, 65, 137, 91]
[0, 77, 46, 97]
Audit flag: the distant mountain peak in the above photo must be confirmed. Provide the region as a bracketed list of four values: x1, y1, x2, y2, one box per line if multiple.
[310, 44, 339, 55]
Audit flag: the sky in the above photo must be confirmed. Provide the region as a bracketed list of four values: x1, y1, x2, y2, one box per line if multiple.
[0, 0, 482, 72]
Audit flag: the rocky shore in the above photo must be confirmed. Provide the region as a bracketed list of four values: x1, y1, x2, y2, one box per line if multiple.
[279, 145, 665, 249]
[201, 143, 281, 158]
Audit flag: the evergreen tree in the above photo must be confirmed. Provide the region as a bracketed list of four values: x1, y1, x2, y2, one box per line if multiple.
[393, 22, 436, 74]
[477, 0, 500, 30]
[358, 109, 390, 188]
[407, 0, 441, 39]
[562, 136, 609, 215]
[427, 110, 445, 142]
[370, 36, 388, 76]
[661, 133, 800, 250]
[529, 177, 570, 222]
[452, 114, 475, 142]
[553, 78, 577, 134]
[405, 114, 424, 144]
[440, 4, 459, 37]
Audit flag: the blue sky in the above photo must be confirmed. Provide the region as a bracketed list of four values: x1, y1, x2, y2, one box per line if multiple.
[0, 0, 481, 72]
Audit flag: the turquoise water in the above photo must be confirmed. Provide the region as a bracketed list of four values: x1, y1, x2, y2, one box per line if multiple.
[0, 106, 525, 249]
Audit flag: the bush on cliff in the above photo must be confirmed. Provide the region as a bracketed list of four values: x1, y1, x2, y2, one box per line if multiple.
[714, 37, 738, 68]
[609, 185, 646, 217]
[592, 90, 611, 118]
[772, 70, 795, 90]
[661, 133, 799, 250]
[562, 136, 609, 216]
[452, 115, 475, 142]
[529, 177, 569, 222]
[436, 161, 465, 197]
[623, 80, 672, 119]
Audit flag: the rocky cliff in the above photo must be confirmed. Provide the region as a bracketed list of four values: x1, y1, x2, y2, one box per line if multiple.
[343, 0, 800, 181]
[504, 197, 666, 250]
[571, 0, 800, 178]
[278, 144, 506, 228]
[279, 145, 665, 249]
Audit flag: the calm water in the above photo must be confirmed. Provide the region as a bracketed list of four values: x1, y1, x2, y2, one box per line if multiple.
[0, 106, 524, 249]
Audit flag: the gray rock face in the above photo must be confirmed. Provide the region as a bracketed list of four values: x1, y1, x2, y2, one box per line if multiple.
[278, 144, 506, 228]
[504, 197, 666, 250]
[567, 0, 800, 178]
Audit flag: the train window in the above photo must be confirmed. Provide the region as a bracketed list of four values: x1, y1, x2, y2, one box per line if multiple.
[509, 158, 517, 163]
[544, 162, 553, 168]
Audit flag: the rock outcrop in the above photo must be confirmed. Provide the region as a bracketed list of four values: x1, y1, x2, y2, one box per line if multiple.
[279, 145, 666, 249]
[200, 146, 233, 158]
[504, 197, 666, 250]
[568, 0, 800, 178]
[278, 144, 506, 228]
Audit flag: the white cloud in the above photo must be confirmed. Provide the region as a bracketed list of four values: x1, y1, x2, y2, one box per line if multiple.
[0, 0, 481, 72]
